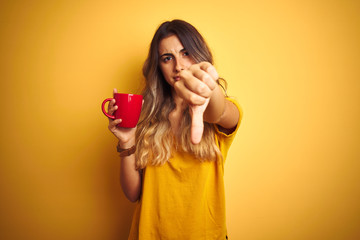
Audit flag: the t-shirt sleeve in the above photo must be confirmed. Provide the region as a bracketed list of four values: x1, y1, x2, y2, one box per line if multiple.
[214, 98, 243, 161]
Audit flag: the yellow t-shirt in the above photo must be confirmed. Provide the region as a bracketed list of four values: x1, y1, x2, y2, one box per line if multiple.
[128, 99, 242, 240]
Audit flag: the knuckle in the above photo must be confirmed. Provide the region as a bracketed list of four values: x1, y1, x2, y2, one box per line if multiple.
[202, 73, 212, 82]
[197, 83, 207, 95]
[202, 62, 210, 69]
[180, 70, 190, 80]
[189, 94, 196, 103]
[189, 94, 201, 104]
[200, 61, 210, 69]
[179, 70, 186, 77]
[188, 64, 197, 71]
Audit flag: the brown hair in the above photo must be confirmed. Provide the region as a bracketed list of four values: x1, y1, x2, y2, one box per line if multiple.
[135, 19, 225, 169]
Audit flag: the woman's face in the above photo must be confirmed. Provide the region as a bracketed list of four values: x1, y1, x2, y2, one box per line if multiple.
[158, 35, 195, 88]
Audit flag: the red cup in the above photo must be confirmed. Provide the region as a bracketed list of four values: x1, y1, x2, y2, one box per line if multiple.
[101, 93, 143, 128]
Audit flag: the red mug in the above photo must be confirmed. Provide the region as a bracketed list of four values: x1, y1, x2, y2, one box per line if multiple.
[101, 93, 143, 128]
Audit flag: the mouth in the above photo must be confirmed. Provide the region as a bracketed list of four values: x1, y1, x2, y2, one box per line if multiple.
[174, 76, 180, 81]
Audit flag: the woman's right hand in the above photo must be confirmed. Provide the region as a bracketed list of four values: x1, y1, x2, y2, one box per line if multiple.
[107, 88, 137, 147]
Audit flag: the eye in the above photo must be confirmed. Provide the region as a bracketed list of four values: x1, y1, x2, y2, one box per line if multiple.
[162, 56, 173, 63]
[183, 51, 190, 57]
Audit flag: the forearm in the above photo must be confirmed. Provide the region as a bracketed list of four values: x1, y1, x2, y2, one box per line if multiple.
[203, 85, 239, 129]
[203, 85, 225, 123]
[119, 140, 142, 202]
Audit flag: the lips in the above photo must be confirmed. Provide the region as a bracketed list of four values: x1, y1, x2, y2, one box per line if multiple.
[174, 76, 180, 81]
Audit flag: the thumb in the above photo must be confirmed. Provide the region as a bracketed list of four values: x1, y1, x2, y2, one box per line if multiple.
[191, 108, 204, 145]
[190, 98, 210, 144]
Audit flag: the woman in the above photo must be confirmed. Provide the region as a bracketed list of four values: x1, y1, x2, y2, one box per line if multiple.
[107, 19, 242, 240]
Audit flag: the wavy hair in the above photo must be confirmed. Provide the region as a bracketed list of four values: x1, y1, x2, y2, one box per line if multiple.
[135, 19, 226, 169]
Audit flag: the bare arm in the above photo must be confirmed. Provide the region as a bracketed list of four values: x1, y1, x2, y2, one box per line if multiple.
[108, 89, 141, 202]
[204, 83, 240, 130]
[118, 139, 141, 202]
[176, 62, 240, 138]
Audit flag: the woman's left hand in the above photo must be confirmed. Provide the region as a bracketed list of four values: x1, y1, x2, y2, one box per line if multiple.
[174, 62, 219, 144]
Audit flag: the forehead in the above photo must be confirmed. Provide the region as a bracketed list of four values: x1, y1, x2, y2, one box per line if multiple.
[158, 35, 184, 54]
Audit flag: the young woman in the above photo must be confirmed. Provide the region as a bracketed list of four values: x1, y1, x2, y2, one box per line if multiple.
[107, 19, 242, 240]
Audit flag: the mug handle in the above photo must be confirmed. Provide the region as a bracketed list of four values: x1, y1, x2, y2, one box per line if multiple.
[101, 98, 116, 119]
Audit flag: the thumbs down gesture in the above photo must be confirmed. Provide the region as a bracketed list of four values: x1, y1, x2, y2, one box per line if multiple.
[174, 62, 219, 144]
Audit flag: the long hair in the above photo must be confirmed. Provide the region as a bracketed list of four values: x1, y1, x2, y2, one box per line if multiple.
[135, 19, 226, 169]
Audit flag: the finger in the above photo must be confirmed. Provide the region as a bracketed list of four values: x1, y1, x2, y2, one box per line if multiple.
[107, 99, 118, 115]
[174, 80, 207, 105]
[200, 63, 219, 82]
[190, 106, 204, 144]
[107, 98, 115, 110]
[187, 63, 217, 90]
[197, 61, 212, 70]
[190, 69, 217, 91]
[108, 118, 122, 130]
[180, 70, 212, 98]
[113, 88, 118, 96]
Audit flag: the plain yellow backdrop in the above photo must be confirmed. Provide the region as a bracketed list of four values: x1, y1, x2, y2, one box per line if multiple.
[1, 0, 359, 239]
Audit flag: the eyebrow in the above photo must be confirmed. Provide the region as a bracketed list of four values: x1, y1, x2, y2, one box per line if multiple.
[160, 48, 187, 58]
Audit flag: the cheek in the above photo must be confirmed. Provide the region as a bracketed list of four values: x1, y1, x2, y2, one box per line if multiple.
[185, 58, 196, 68]
[160, 64, 171, 75]
[159, 64, 166, 74]
[159, 65, 171, 82]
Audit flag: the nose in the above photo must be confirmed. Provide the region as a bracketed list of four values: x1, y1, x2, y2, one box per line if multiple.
[175, 58, 184, 72]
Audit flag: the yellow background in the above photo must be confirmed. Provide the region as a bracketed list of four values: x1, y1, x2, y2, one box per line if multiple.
[1, 0, 359, 239]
